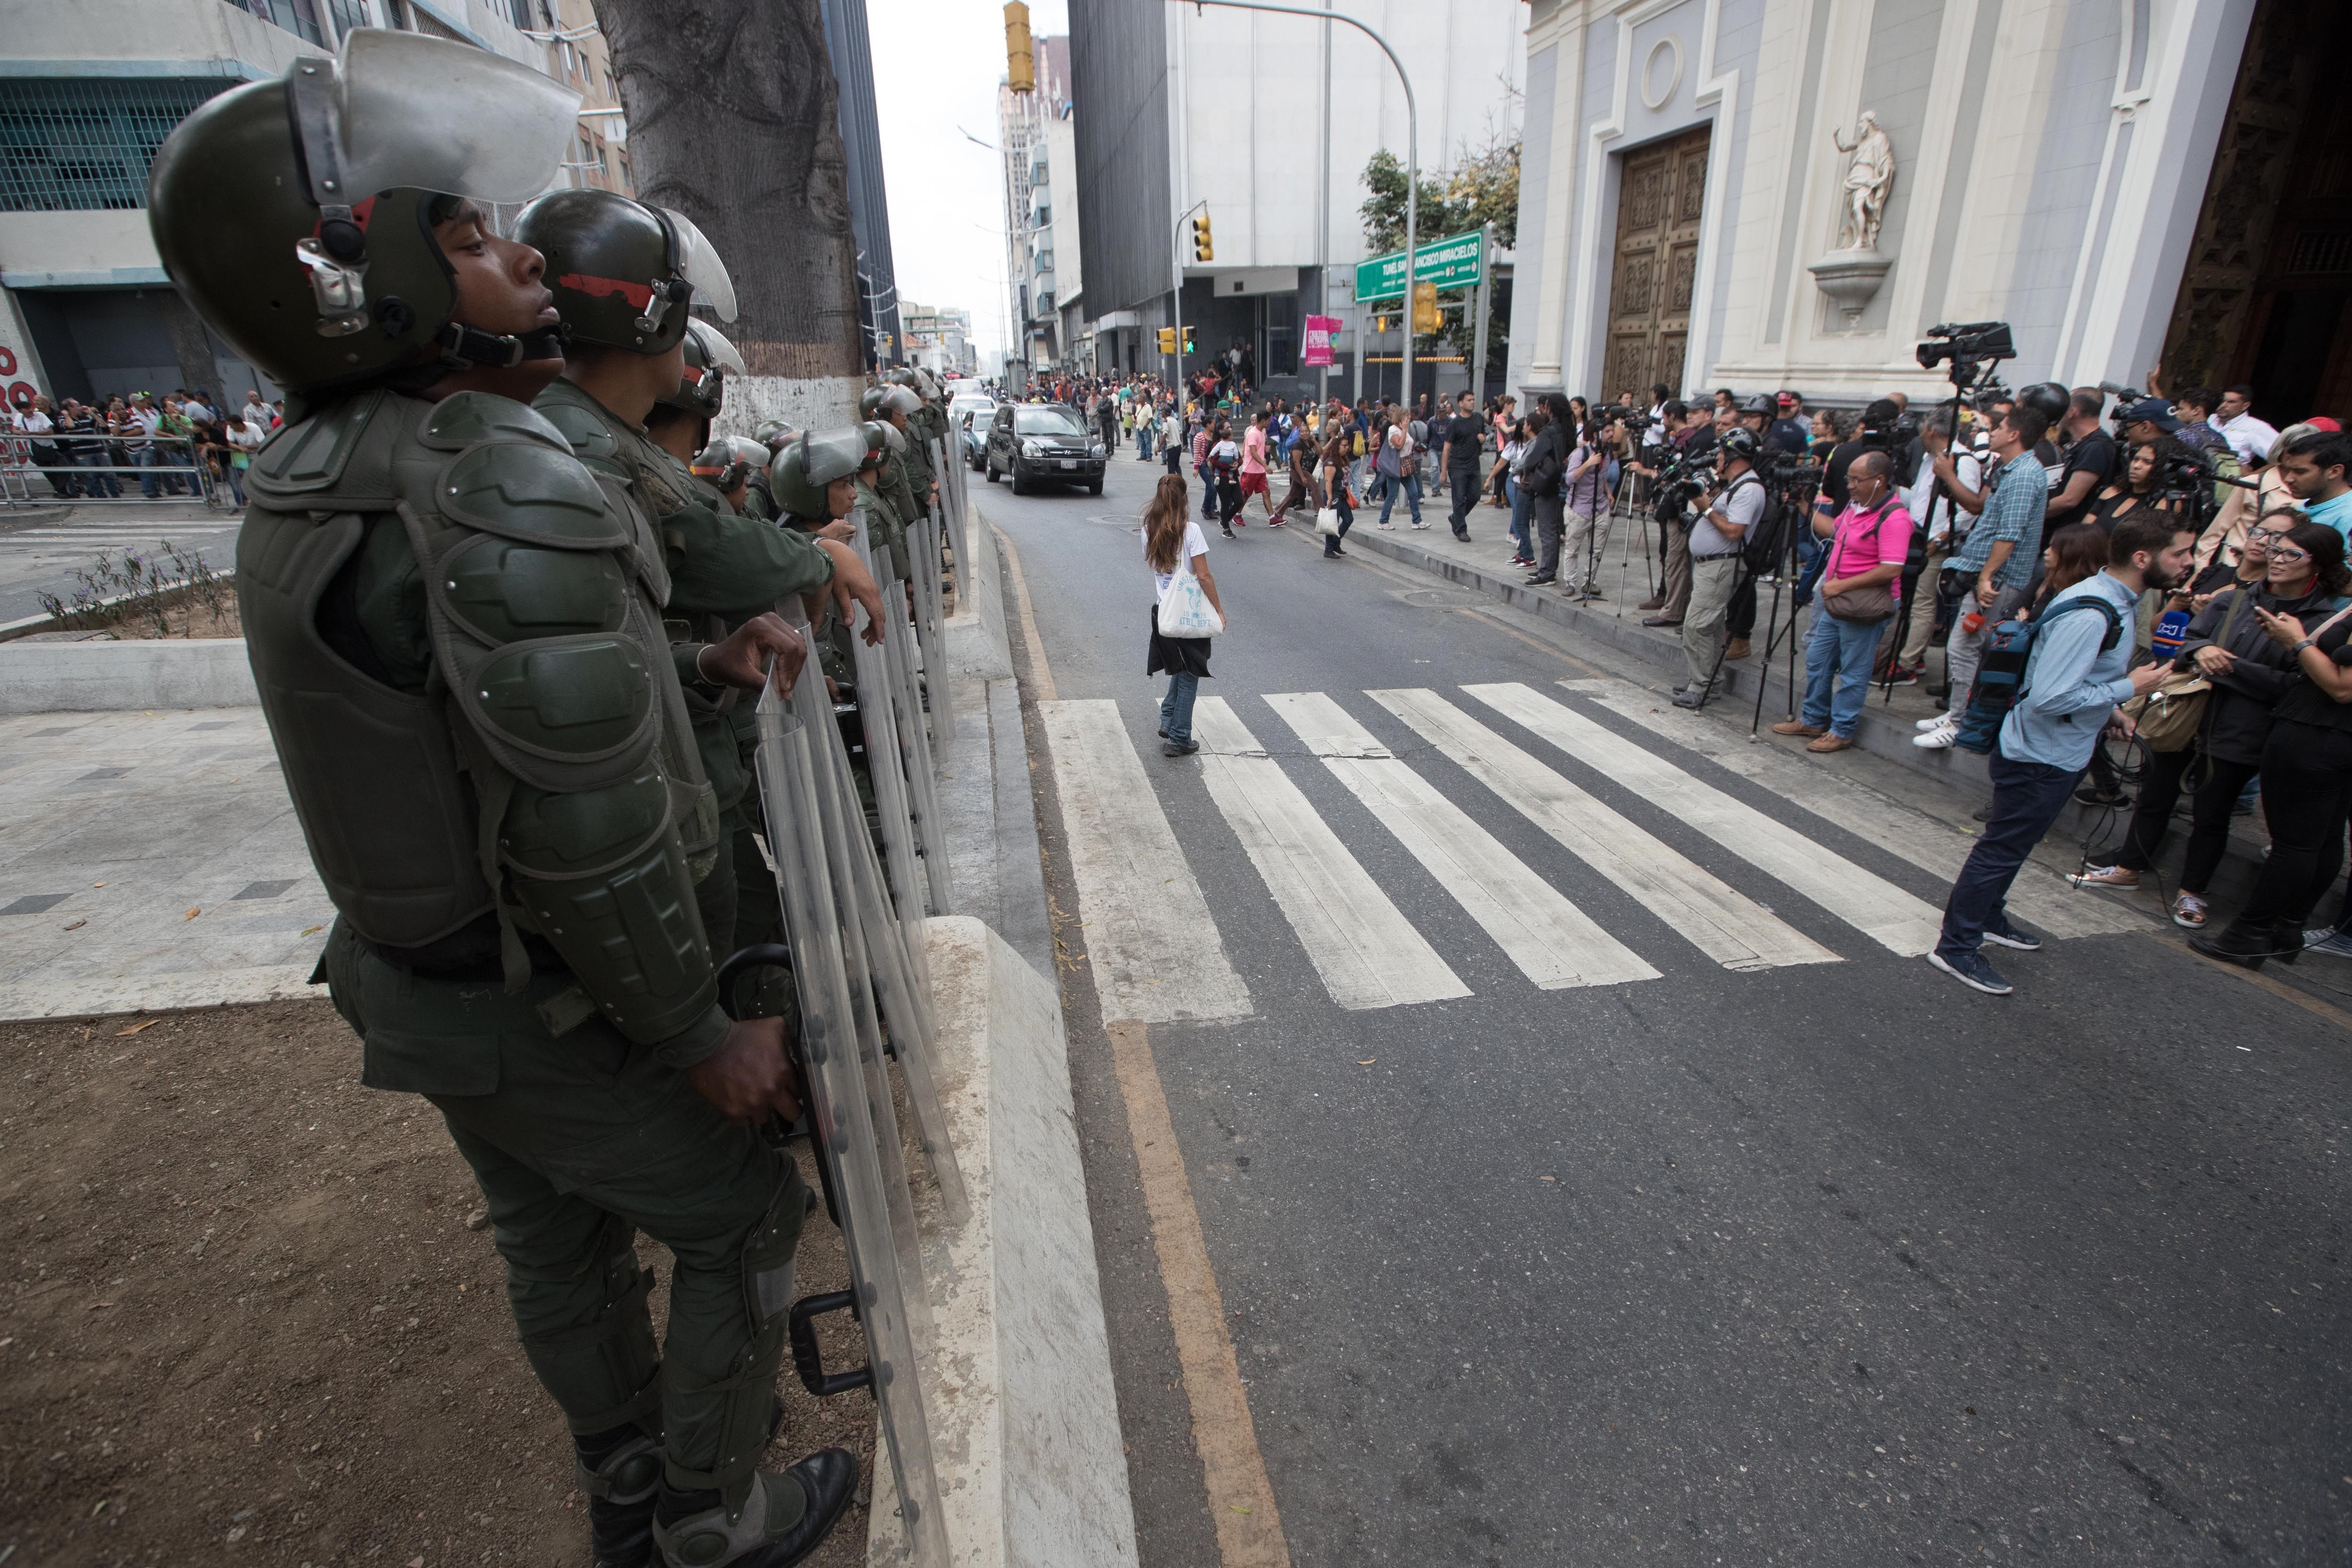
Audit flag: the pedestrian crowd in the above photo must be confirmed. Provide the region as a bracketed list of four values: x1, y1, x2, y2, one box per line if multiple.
[4, 384, 283, 505]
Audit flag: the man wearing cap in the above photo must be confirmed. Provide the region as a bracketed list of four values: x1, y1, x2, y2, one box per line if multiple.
[1767, 392, 1809, 457]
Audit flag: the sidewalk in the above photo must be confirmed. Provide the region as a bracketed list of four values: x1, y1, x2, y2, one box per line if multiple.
[0, 706, 333, 1019]
[1333, 487, 2277, 904]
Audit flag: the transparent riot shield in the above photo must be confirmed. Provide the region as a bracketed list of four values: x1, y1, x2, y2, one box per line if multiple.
[842, 527, 934, 925]
[908, 510, 954, 761]
[927, 436, 968, 605]
[882, 587, 954, 915]
[750, 629, 951, 1568]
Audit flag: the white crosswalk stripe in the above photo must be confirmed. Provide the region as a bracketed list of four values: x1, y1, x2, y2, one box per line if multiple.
[1565, 678, 2145, 940]
[1371, 687, 1839, 972]
[1040, 698, 1253, 1026]
[1264, 691, 1658, 990]
[1191, 697, 1469, 1010]
[1464, 682, 1948, 956]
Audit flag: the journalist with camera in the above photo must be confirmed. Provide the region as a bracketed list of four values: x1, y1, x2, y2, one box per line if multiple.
[1674, 427, 1765, 708]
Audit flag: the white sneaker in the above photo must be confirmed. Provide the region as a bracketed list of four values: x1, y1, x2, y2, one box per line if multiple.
[1913, 719, 1959, 750]
[1915, 715, 1952, 732]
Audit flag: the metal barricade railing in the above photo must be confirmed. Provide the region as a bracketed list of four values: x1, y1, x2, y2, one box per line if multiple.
[0, 440, 231, 508]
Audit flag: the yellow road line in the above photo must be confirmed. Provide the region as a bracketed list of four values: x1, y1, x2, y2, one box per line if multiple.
[1105, 1020, 1290, 1567]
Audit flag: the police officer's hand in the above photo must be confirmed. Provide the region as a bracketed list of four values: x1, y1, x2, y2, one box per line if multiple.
[699, 613, 805, 696]
[686, 1016, 803, 1124]
[815, 518, 857, 543]
[817, 539, 888, 645]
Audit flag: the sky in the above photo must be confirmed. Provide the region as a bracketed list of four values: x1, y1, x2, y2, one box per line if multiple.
[866, 0, 1068, 367]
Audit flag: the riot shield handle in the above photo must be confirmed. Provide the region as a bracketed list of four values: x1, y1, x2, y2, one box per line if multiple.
[788, 1291, 876, 1398]
[714, 943, 843, 1230]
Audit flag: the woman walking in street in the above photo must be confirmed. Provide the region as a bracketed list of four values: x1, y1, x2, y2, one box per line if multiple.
[1320, 410, 1355, 558]
[1144, 474, 1225, 756]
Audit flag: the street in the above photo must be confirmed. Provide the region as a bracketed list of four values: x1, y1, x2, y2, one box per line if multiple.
[992, 449, 2352, 1565]
[0, 501, 240, 625]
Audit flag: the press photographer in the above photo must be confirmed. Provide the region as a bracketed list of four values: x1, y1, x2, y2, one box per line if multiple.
[1674, 427, 1764, 708]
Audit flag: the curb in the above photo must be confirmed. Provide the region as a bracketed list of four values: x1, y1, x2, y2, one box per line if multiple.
[0, 637, 256, 714]
[867, 917, 1140, 1568]
[1339, 523, 2274, 903]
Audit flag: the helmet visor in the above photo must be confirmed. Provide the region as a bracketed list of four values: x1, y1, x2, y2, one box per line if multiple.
[662, 207, 738, 322]
[336, 30, 581, 205]
[686, 318, 748, 378]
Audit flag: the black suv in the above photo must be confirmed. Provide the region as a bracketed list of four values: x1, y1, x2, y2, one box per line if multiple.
[984, 403, 1105, 495]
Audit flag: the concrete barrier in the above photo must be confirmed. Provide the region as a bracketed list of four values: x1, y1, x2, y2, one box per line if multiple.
[944, 503, 1013, 681]
[0, 637, 255, 714]
[867, 916, 1138, 1568]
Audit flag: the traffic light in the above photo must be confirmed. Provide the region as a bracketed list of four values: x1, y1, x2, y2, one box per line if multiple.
[1156, 327, 1177, 355]
[1004, 2, 1034, 93]
[1183, 327, 1196, 353]
[1412, 280, 1440, 334]
[1191, 213, 1214, 263]
[1374, 315, 1390, 334]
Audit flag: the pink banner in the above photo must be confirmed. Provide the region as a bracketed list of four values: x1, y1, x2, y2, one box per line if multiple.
[1303, 314, 1340, 367]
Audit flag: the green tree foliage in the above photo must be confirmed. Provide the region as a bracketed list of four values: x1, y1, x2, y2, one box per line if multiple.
[1358, 135, 1520, 368]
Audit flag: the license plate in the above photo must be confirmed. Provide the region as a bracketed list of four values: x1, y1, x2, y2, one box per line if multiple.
[1058, 458, 1076, 469]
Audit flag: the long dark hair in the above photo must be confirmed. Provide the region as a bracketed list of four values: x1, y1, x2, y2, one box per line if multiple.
[2039, 523, 2109, 602]
[2280, 518, 2352, 598]
[1144, 475, 1191, 573]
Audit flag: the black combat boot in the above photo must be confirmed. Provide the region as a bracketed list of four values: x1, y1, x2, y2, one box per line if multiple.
[652, 1449, 859, 1568]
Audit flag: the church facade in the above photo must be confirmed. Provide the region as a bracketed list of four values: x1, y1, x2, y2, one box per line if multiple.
[1504, 0, 2348, 426]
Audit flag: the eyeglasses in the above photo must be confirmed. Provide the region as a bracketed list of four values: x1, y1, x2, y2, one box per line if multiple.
[2267, 543, 2311, 563]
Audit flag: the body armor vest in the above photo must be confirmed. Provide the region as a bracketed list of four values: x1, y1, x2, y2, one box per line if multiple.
[238, 387, 722, 1043]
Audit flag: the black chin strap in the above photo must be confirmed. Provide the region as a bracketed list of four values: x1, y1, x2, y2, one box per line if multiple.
[435, 320, 567, 370]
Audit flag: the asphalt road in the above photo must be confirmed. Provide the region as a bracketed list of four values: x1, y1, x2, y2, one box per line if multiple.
[985, 440, 2352, 1566]
[0, 500, 240, 624]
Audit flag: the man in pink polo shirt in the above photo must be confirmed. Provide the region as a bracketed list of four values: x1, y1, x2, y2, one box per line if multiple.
[1773, 449, 1913, 752]
[1240, 407, 1276, 524]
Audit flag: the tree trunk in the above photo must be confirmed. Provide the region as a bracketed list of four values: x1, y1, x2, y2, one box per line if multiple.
[593, 0, 865, 429]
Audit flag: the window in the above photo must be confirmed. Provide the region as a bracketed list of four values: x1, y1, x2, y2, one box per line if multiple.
[0, 78, 236, 212]
[242, 0, 325, 44]
[327, 0, 374, 36]
[506, 0, 534, 27]
[1014, 407, 1086, 437]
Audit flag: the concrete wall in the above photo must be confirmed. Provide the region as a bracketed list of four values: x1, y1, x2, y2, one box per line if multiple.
[1068, 0, 1173, 321]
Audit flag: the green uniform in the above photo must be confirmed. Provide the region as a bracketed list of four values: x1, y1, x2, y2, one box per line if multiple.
[242, 386, 804, 1507]
[534, 377, 833, 1022]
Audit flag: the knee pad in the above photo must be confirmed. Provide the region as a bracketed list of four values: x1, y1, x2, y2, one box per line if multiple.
[515, 1214, 662, 1434]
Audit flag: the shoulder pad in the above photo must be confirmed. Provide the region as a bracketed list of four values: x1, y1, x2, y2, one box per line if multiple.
[538, 396, 624, 467]
[420, 391, 572, 454]
[248, 388, 387, 495]
[439, 440, 632, 551]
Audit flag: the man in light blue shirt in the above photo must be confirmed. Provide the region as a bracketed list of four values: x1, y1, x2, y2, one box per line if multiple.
[2275, 427, 2351, 547]
[1930, 514, 2195, 995]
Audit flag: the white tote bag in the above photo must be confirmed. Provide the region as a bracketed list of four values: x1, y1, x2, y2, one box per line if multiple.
[1155, 556, 1225, 639]
[1314, 505, 1342, 537]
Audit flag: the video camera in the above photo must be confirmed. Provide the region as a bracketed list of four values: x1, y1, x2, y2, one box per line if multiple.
[1649, 443, 1718, 524]
[1593, 402, 1639, 426]
[1916, 320, 2017, 388]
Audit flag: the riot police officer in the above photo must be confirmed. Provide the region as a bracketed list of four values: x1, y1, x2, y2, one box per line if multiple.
[146, 32, 856, 1568]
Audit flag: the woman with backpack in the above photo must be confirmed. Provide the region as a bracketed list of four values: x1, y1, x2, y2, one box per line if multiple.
[2068, 515, 2345, 927]
[1143, 474, 1226, 756]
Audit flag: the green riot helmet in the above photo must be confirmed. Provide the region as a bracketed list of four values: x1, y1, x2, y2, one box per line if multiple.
[879, 420, 908, 456]
[881, 385, 922, 424]
[858, 420, 889, 472]
[146, 30, 580, 395]
[657, 318, 747, 421]
[754, 418, 795, 451]
[516, 188, 738, 354]
[858, 385, 889, 419]
[771, 427, 869, 519]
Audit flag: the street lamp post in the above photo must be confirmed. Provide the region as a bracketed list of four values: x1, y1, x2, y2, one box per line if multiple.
[1169, 0, 1415, 412]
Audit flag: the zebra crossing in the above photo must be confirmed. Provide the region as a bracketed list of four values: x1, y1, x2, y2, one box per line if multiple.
[1043, 676, 2147, 1022]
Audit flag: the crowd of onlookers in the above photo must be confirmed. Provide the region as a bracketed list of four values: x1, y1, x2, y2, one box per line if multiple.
[3, 386, 285, 506]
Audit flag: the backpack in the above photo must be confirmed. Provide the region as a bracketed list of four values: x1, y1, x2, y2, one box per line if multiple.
[1716, 474, 1787, 573]
[1951, 595, 2125, 755]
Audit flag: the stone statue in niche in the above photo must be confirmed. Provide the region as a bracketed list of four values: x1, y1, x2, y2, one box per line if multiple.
[1810, 110, 1897, 326]
[1833, 111, 1896, 252]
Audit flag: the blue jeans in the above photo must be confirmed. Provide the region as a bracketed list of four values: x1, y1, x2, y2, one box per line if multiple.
[1799, 610, 1888, 738]
[1160, 670, 1200, 746]
[1938, 744, 2083, 959]
[1378, 470, 1421, 526]
[1508, 478, 1532, 557]
[1136, 427, 1152, 459]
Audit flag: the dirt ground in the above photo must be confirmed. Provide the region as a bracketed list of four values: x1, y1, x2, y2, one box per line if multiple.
[0, 1000, 876, 1568]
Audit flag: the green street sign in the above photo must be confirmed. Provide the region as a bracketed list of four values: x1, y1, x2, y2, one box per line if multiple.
[1353, 229, 1485, 303]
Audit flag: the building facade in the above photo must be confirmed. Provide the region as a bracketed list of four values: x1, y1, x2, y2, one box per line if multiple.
[1506, 0, 2349, 424]
[901, 302, 977, 377]
[995, 34, 1083, 383]
[0, 0, 619, 412]
[820, 0, 905, 370]
[1070, 0, 1525, 402]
